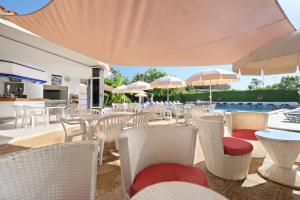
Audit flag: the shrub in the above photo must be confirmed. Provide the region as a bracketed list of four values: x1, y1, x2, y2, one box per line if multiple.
[173, 89, 299, 103]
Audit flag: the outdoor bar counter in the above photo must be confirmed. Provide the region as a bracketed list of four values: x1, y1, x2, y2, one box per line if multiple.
[0, 98, 47, 101]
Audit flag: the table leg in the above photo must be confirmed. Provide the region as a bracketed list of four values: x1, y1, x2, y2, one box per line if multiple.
[258, 139, 300, 188]
[46, 108, 50, 125]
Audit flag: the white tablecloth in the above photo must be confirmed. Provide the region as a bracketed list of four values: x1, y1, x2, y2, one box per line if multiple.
[131, 181, 227, 200]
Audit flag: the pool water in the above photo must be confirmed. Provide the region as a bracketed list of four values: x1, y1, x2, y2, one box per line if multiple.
[215, 107, 276, 112]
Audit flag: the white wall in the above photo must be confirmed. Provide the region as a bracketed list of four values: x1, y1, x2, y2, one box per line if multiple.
[23, 82, 43, 98]
[45, 75, 81, 96]
[0, 77, 8, 96]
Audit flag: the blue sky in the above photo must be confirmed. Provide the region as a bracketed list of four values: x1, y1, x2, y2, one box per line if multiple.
[1, 0, 300, 90]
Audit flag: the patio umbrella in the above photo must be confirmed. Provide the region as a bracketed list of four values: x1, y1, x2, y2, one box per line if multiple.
[111, 85, 128, 93]
[151, 76, 186, 102]
[187, 69, 239, 104]
[104, 84, 113, 92]
[127, 81, 152, 93]
[233, 31, 300, 75]
[135, 92, 147, 103]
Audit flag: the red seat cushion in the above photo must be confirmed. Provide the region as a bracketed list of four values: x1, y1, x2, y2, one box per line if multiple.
[223, 137, 253, 156]
[232, 129, 258, 140]
[130, 163, 208, 197]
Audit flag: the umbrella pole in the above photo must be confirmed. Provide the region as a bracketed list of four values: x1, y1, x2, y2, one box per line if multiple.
[167, 89, 169, 102]
[209, 84, 212, 105]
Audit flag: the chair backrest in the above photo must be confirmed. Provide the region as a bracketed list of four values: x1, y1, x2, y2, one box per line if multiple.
[23, 106, 32, 117]
[193, 115, 224, 172]
[101, 107, 117, 114]
[0, 141, 98, 200]
[129, 112, 151, 127]
[92, 109, 101, 115]
[60, 117, 87, 141]
[119, 125, 198, 195]
[208, 104, 216, 113]
[96, 114, 131, 142]
[153, 104, 164, 113]
[13, 105, 24, 117]
[225, 112, 269, 133]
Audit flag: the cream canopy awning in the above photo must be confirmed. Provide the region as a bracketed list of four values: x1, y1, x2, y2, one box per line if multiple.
[233, 31, 300, 75]
[1, 0, 295, 66]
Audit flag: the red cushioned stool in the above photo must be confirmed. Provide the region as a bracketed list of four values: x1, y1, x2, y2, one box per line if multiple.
[130, 163, 209, 197]
[232, 129, 258, 140]
[223, 137, 253, 156]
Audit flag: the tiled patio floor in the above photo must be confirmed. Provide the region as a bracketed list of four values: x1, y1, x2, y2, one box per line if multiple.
[98, 142, 300, 200]
[1, 119, 300, 199]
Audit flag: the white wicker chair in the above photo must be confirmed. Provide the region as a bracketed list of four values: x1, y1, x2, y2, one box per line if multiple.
[0, 141, 99, 200]
[194, 115, 252, 180]
[94, 114, 131, 164]
[23, 106, 47, 127]
[118, 125, 198, 198]
[60, 117, 88, 142]
[225, 112, 269, 158]
[101, 107, 118, 114]
[127, 112, 151, 128]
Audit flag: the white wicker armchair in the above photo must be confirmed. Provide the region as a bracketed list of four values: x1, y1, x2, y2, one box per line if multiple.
[118, 125, 198, 198]
[194, 115, 252, 180]
[0, 141, 99, 200]
[225, 112, 269, 158]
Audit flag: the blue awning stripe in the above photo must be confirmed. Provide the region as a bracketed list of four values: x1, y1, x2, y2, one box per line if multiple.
[0, 59, 45, 72]
[0, 73, 47, 84]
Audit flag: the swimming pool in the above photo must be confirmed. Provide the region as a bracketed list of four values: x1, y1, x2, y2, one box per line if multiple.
[215, 107, 276, 112]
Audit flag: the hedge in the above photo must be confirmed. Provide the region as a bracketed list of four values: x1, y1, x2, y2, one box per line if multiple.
[172, 89, 300, 103]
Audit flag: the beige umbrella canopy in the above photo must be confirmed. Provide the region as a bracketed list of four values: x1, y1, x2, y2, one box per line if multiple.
[127, 81, 152, 93]
[187, 69, 239, 104]
[151, 76, 186, 102]
[104, 84, 113, 92]
[233, 31, 300, 75]
[111, 85, 128, 93]
[135, 92, 148, 103]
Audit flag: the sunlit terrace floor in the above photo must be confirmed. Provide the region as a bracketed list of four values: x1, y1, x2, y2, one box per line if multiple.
[1, 118, 300, 200]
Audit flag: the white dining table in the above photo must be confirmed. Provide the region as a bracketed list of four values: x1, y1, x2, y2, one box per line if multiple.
[255, 130, 300, 188]
[45, 106, 66, 125]
[131, 182, 227, 200]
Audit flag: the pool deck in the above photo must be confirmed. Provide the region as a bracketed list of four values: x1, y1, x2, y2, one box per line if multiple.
[268, 110, 300, 132]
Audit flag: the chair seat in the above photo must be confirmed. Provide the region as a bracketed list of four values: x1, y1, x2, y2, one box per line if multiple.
[68, 129, 86, 137]
[223, 137, 253, 156]
[130, 163, 209, 197]
[232, 129, 258, 140]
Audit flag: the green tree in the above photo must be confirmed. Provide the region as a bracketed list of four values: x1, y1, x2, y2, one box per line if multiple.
[248, 78, 263, 90]
[277, 76, 300, 90]
[104, 68, 131, 104]
[132, 68, 169, 101]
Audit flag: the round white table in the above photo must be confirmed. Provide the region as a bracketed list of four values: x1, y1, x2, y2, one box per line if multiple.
[255, 130, 300, 188]
[131, 182, 227, 200]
